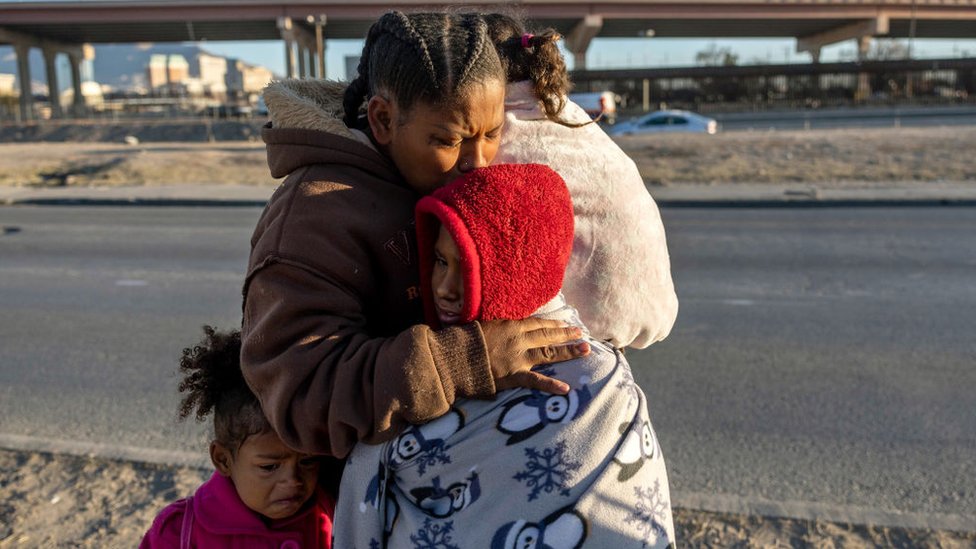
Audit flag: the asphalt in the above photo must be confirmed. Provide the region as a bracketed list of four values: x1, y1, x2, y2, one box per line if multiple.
[2, 181, 976, 208]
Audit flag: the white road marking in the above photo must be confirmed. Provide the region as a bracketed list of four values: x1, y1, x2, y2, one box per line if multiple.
[722, 299, 755, 306]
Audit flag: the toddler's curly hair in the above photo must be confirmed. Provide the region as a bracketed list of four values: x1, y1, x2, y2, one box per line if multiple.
[178, 326, 271, 454]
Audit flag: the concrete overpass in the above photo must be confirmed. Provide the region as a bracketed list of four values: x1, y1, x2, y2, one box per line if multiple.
[3, 0, 976, 118]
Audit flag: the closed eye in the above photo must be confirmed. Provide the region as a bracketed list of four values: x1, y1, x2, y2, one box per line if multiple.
[433, 136, 462, 148]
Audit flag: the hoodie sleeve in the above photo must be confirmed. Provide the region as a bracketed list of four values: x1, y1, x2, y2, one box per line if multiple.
[241, 261, 495, 458]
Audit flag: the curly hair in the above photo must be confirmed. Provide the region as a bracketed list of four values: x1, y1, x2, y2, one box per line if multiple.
[483, 12, 589, 128]
[178, 326, 270, 454]
[343, 11, 505, 126]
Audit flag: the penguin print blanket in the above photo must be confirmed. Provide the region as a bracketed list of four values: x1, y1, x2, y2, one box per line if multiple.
[334, 303, 675, 548]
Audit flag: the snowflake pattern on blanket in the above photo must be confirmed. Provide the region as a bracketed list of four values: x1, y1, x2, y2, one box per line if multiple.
[513, 440, 582, 501]
[623, 480, 671, 547]
[410, 518, 461, 549]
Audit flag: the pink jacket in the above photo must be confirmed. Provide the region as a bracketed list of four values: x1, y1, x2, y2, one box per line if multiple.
[140, 472, 334, 549]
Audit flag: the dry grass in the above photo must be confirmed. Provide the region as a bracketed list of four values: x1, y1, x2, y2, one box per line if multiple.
[0, 142, 273, 188]
[614, 126, 976, 186]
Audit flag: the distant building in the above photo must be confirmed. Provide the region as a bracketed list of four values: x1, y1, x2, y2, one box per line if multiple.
[0, 73, 15, 96]
[147, 53, 191, 93]
[60, 81, 104, 107]
[226, 59, 274, 101]
[167, 55, 189, 85]
[147, 54, 168, 89]
[196, 53, 228, 98]
[148, 52, 232, 98]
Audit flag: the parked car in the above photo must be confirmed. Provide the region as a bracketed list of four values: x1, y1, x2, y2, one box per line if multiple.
[609, 110, 718, 136]
[567, 91, 618, 124]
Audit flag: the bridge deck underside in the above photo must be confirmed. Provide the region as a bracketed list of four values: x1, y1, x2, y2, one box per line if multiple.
[2, 17, 974, 45]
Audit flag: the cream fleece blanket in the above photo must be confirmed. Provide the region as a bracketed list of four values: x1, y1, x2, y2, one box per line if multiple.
[495, 83, 678, 350]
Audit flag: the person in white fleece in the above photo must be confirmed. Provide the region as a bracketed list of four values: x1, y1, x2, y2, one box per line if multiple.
[486, 13, 679, 350]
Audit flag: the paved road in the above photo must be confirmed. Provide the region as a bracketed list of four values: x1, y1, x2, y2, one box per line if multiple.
[1, 206, 974, 527]
[0, 207, 259, 460]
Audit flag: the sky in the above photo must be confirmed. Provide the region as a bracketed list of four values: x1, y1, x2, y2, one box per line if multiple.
[199, 36, 976, 81]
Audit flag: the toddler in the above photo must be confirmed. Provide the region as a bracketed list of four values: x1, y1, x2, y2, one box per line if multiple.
[335, 164, 675, 548]
[141, 326, 335, 548]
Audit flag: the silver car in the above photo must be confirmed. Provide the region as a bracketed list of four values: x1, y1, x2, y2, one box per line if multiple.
[609, 110, 718, 135]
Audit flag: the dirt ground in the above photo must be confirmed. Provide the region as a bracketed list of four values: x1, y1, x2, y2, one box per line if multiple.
[1, 126, 974, 189]
[1, 450, 974, 548]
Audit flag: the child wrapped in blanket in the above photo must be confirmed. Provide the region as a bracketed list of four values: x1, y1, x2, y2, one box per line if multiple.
[334, 163, 675, 548]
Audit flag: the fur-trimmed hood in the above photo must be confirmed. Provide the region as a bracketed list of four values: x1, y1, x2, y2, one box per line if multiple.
[260, 78, 398, 183]
[262, 78, 357, 138]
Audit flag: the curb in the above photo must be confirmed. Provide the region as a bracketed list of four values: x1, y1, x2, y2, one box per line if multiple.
[5, 197, 976, 208]
[4, 197, 269, 207]
[3, 183, 976, 208]
[654, 198, 976, 208]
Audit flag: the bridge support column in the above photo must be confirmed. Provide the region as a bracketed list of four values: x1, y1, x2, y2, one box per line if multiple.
[42, 46, 62, 119]
[565, 14, 602, 76]
[808, 48, 822, 94]
[313, 15, 326, 79]
[68, 52, 85, 116]
[305, 47, 316, 78]
[856, 35, 872, 101]
[278, 17, 298, 78]
[14, 43, 33, 122]
[284, 40, 296, 78]
[297, 45, 307, 78]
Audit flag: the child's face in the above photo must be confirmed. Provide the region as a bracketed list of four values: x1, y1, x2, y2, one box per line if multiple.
[211, 431, 320, 521]
[432, 225, 464, 326]
[369, 79, 506, 196]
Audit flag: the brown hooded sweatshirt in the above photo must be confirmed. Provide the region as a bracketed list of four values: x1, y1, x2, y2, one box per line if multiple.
[242, 80, 493, 458]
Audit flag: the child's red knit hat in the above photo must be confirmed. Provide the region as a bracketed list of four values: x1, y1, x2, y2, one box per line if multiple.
[415, 163, 574, 328]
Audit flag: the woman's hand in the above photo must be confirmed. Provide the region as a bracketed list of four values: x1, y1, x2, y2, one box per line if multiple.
[480, 318, 590, 395]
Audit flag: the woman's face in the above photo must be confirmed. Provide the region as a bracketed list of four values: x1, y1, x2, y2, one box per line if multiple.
[432, 225, 464, 326]
[211, 431, 320, 520]
[369, 79, 506, 195]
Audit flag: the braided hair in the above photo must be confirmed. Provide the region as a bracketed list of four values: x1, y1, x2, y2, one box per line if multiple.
[178, 326, 270, 454]
[483, 13, 587, 127]
[343, 11, 504, 126]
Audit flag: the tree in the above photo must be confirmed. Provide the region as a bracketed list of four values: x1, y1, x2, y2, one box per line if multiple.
[695, 43, 739, 67]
